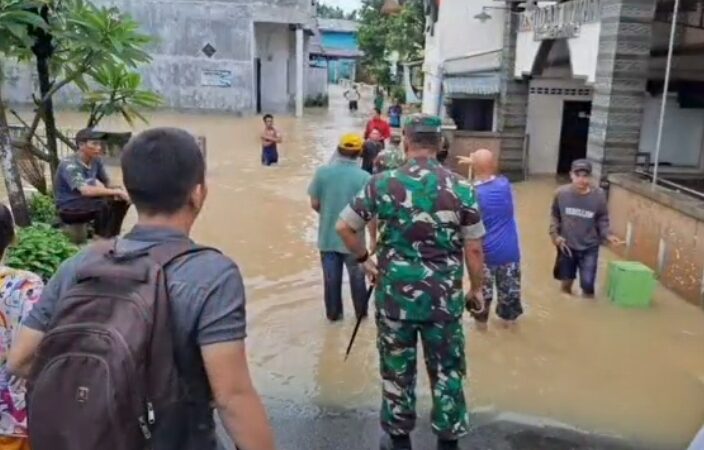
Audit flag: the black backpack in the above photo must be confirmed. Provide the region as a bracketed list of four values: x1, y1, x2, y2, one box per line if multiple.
[27, 240, 214, 450]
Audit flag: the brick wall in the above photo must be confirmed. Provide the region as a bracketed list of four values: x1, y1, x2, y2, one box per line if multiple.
[608, 174, 704, 308]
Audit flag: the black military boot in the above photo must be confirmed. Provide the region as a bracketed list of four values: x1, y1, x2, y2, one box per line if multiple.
[437, 438, 459, 450]
[380, 434, 412, 450]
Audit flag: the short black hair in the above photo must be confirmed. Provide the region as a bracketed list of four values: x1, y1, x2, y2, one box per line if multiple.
[374, 107, 381, 115]
[263, 114, 273, 121]
[0, 203, 15, 259]
[405, 130, 441, 151]
[121, 128, 205, 215]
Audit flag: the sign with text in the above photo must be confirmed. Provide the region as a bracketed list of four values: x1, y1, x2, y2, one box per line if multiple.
[200, 69, 233, 88]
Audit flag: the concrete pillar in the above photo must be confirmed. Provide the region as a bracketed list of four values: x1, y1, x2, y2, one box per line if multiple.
[498, 6, 529, 181]
[586, 0, 657, 178]
[295, 25, 304, 117]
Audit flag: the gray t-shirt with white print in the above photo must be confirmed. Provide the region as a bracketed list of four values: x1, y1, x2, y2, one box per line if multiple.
[549, 185, 610, 251]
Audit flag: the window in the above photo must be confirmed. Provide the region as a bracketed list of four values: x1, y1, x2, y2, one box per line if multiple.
[449, 99, 494, 132]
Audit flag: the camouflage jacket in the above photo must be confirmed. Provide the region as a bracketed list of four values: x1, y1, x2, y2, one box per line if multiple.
[340, 157, 485, 322]
[373, 147, 405, 174]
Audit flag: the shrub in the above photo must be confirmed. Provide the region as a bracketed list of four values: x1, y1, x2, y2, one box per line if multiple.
[7, 224, 79, 281]
[391, 85, 406, 104]
[28, 193, 57, 225]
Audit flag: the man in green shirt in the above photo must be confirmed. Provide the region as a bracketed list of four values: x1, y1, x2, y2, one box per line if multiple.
[308, 133, 371, 321]
[337, 115, 486, 450]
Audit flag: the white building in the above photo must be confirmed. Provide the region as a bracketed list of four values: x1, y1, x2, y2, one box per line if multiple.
[421, 0, 505, 130]
[515, 0, 704, 177]
[2, 0, 316, 116]
[424, 0, 704, 181]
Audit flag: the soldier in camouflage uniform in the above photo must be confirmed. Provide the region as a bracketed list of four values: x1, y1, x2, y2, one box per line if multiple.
[336, 114, 486, 450]
[373, 134, 405, 174]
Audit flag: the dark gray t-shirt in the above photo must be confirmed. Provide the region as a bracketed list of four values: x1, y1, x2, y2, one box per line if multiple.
[549, 185, 610, 251]
[24, 225, 246, 449]
[54, 153, 110, 208]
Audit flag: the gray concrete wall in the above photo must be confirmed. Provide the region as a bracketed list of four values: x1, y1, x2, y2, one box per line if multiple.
[2, 0, 314, 114]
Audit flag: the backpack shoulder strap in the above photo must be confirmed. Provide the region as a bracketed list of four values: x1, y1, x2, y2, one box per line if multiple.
[147, 240, 221, 268]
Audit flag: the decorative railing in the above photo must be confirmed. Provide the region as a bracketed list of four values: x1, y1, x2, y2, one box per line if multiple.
[520, 0, 602, 41]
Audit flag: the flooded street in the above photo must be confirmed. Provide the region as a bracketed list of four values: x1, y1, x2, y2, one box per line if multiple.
[10, 87, 704, 449]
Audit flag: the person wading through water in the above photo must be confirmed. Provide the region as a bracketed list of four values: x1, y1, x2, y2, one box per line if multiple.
[459, 149, 523, 330]
[308, 134, 371, 321]
[373, 134, 405, 174]
[550, 159, 621, 298]
[337, 114, 486, 450]
[260, 114, 283, 166]
[344, 84, 362, 112]
[362, 128, 385, 175]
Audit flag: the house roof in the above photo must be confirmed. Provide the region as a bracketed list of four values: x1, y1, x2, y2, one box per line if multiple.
[317, 18, 359, 33]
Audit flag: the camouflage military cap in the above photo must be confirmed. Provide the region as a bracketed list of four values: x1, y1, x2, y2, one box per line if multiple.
[403, 114, 442, 134]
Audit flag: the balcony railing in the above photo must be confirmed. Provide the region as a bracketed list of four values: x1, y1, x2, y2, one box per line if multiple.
[520, 0, 602, 40]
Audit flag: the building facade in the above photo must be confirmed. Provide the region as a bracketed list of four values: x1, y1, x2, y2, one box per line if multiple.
[424, 0, 704, 181]
[2, 0, 316, 116]
[422, 0, 505, 123]
[513, 0, 704, 178]
[309, 19, 362, 84]
[421, 0, 529, 178]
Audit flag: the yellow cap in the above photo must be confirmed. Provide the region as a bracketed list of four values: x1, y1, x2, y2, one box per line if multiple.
[338, 133, 364, 152]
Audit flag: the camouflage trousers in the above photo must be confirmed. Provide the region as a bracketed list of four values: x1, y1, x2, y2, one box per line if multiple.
[474, 262, 523, 323]
[376, 315, 469, 440]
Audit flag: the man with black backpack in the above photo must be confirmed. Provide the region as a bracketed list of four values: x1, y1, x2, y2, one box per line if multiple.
[8, 128, 275, 450]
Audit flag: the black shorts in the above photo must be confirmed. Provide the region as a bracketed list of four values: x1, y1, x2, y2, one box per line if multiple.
[349, 100, 358, 111]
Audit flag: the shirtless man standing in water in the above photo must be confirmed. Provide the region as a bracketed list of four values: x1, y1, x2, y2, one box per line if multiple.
[261, 114, 283, 166]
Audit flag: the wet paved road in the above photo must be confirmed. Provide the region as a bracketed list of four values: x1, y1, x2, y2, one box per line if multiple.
[216, 401, 652, 450]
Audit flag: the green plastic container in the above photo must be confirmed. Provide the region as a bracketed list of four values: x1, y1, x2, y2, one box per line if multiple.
[607, 261, 656, 308]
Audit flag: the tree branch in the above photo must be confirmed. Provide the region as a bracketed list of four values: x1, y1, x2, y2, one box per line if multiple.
[10, 110, 45, 147]
[10, 139, 51, 162]
[55, 129, 77, 152]
[35, 52, 94, 107]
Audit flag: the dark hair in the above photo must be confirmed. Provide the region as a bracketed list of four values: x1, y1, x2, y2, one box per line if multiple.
[0, 203, 15, 259]
[263, 114, 273, 121]
[121, 128, 205, 215]
[374, 107, 381, 115]
[406, 130, 441, 151]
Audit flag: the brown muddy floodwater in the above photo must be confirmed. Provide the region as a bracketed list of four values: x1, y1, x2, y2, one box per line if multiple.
[9, 87, 704, 449]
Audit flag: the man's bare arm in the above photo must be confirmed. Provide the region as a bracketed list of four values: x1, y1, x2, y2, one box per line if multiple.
[203, 341, 275, 450]
[7, 326, 45, 378]
[78, 184, 123, 198]
[463, 239, 484, 294]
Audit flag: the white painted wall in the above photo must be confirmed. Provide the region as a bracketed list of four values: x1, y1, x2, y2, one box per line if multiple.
[526, 77, 593, 174]
[515, 31, 542, 78]
[439, 0, 504, 61]
[639, 94, 704, 168]
[306, 67, 327, 99]
[422, 27, 442, 115]
[255, 23, 293, 114]
[422, 0, 504, 115]
[516, 22, 600, 84]
[567, 22, 600, 84]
